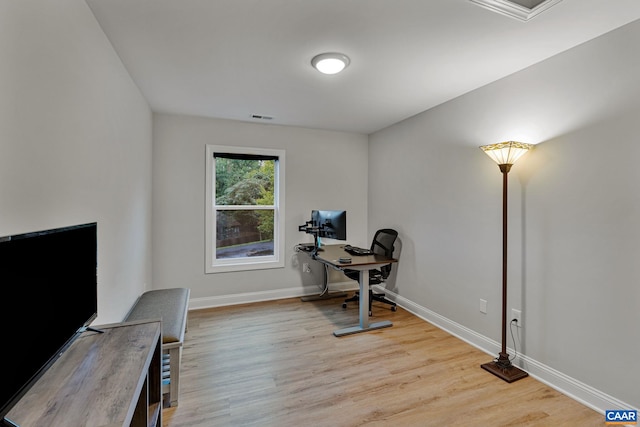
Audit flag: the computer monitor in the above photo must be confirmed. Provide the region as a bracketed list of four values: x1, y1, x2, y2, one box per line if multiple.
[312, 210, 347, 240]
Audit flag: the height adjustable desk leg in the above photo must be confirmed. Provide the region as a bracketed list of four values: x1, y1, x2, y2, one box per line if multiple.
[333, 268, 392, 337]
[359, 269, 370, 329]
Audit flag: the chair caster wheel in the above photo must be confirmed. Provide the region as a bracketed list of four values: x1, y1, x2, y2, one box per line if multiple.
[342, 303, 347, 309]
[391, 306, 397, 312]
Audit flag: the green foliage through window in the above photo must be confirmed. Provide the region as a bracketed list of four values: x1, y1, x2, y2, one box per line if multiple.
[214, 154, 276, 259]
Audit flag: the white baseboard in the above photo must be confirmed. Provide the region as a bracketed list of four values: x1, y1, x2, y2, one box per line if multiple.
[386, 288, 637, 417]
[188, 282, 357, 309]
[188, 284, 636, 416]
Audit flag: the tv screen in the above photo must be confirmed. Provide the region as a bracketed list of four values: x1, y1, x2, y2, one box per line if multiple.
[312, 210, 347, 240]
[0, 222, 98, 424]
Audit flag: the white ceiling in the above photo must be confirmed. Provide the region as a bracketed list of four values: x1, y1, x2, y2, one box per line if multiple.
[86, 0, 640, 135]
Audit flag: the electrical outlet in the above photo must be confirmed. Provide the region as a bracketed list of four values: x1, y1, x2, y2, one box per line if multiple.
[511, 308, 522, 327]
[303, 262, 311, 273]
[480, 299, 487, 314]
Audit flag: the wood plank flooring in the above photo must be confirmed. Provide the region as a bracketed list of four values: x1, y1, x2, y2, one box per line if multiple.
[162, 296, 603, 427]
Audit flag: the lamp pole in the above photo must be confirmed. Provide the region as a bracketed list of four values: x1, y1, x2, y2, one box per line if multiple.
[498, 164, 512, 367]
[479, 142, 532, 383]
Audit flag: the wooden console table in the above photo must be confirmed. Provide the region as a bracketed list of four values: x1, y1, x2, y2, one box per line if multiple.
[6, 320, 162, 427]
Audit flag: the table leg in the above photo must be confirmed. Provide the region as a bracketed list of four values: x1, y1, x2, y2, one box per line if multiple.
[333, 268, 393, 337]
[359, 269, 370, 329]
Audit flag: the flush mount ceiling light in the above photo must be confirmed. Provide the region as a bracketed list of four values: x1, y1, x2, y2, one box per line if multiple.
[311, 52, 350, 75]
[469, 0, 563, 21]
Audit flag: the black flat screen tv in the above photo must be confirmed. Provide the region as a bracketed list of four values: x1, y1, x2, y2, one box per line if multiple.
[0, 222, 98, 426]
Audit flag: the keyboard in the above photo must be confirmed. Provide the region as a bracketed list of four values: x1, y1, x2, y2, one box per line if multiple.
[343, 245, 373, 256]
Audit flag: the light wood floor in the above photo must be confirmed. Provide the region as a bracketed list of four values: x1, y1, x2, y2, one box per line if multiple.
[162, 296, 603, 427]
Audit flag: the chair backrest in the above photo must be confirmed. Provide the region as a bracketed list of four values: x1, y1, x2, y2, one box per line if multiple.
[370, 228, 398, 279]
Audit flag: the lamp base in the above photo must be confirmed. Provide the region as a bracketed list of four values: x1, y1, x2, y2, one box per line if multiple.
[481, 356, 529, 383]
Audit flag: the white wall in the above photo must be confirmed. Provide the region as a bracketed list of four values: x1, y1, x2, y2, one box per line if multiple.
[369, 20, 640, 409]
[152, 114, 368, 305]
[9, 0, 636, 413]
[0, 1, 152, 323]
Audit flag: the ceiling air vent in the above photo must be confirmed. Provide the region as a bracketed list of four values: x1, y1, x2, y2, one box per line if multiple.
[250, 114, 274, 121]
[469, 0, 563, 21]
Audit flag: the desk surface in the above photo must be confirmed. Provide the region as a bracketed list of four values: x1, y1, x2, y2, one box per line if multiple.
[313, 244, 397, 269]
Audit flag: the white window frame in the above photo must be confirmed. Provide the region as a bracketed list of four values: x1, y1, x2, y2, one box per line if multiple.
[205, 144, 285, 273]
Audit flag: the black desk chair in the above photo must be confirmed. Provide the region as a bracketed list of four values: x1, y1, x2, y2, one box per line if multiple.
[342, 228, 398, 316]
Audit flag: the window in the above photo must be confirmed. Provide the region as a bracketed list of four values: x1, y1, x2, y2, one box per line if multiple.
[206, 145, 285, 273]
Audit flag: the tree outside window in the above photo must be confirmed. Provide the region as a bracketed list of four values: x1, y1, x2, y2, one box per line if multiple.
[206, 145, 285, 273]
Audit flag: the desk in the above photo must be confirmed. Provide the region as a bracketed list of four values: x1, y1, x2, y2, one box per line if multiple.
[313, 244, 397, 337]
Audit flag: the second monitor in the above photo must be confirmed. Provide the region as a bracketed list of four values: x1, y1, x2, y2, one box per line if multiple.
[312, 210, 347, 241]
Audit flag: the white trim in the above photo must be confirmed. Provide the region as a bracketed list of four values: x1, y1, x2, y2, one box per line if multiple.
[205, 144, 285, 273]
[469, 0, 564, 21]
[383, 288, 638, 415]
[188, 282, 356, 309]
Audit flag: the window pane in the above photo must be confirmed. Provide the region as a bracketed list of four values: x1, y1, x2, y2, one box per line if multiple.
[216, 210, 275, 259]
[215, 158, 275, 206]
[206, 144, 285, 273]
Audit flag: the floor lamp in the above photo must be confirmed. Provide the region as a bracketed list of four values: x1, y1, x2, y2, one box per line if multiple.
[479, 141, 532, 383]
